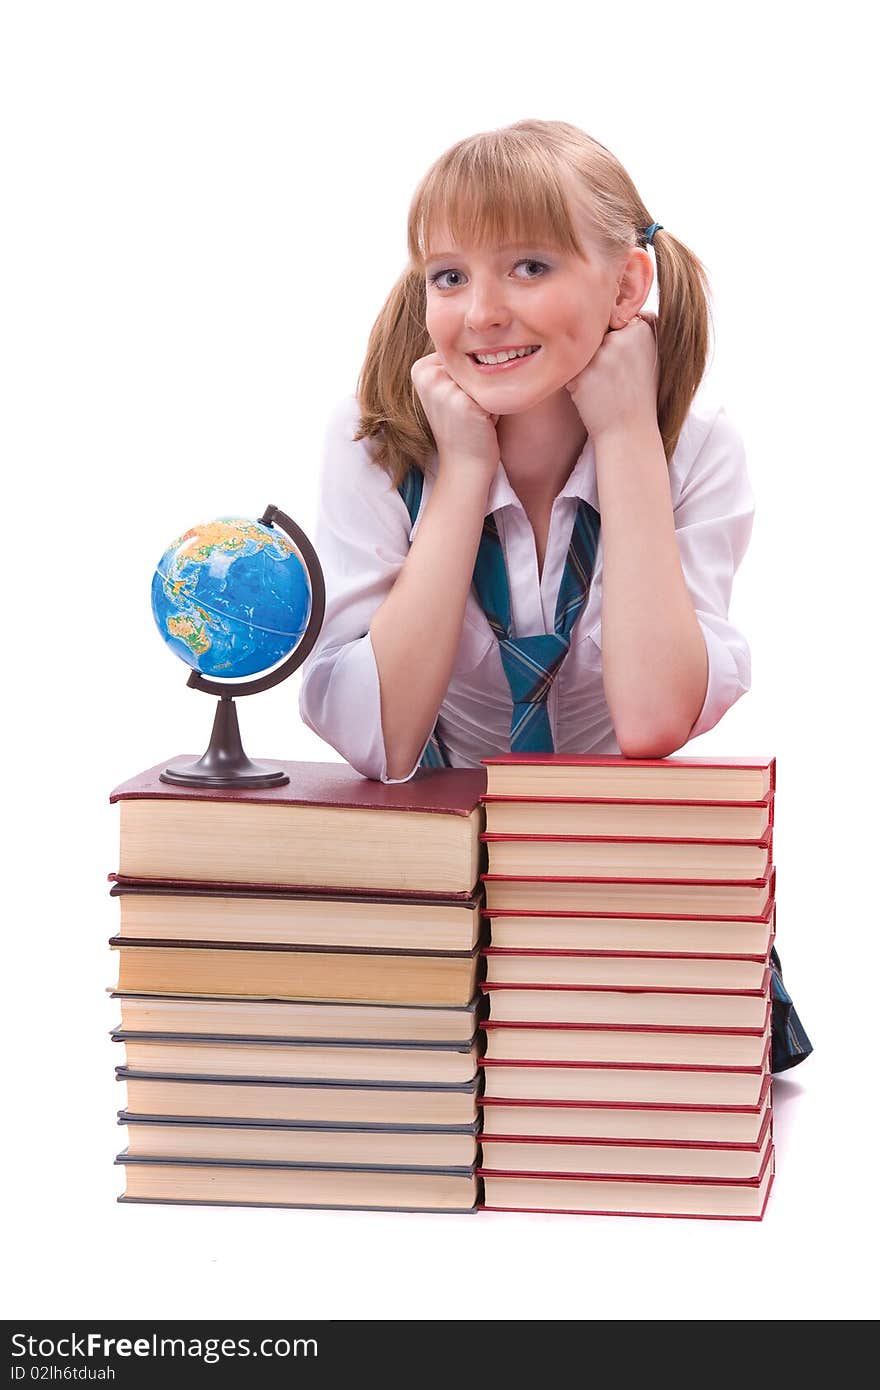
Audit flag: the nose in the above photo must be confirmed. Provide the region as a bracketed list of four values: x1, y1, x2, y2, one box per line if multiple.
[464, 276, 512, 335]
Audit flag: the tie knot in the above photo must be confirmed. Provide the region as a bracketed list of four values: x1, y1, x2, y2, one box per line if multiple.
[499, 633, 570, 705]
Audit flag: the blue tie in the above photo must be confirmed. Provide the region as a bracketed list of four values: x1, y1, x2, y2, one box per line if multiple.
[397, 466, 600, 762]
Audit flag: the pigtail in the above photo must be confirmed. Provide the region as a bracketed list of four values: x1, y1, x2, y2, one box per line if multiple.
[354, 267, 436, 488]
[650, 230, 713, 462]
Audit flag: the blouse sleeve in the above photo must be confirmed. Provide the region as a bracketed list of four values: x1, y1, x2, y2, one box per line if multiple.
[670, 406, 755, 740]
[298, 395, 431, 783]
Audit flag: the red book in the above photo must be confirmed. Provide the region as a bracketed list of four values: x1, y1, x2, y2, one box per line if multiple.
[480, 979, 771, 1030]
[481, 794, 774, 842]
[109, 760, 487, 899]
[482, 754, 775, 804]
[481, 864, 775, 917]
[480, 830, 772, 882]
[480, 948, 772, 992]
[480, 1016, 772, 1069]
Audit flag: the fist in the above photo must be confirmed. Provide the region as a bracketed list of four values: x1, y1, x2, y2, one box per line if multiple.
[564, 312, 660, 442]
[410, 352, 501, 476]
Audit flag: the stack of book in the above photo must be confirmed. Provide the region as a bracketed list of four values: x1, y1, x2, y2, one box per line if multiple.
[108, 759, 488, 1213]
[476, 754, 776, 1221]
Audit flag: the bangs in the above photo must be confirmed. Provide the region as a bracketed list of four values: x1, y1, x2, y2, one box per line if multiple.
[407, 136, 589, 269]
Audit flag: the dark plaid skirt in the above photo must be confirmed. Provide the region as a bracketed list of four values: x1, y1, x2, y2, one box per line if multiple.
[769, 945, 812, 1073]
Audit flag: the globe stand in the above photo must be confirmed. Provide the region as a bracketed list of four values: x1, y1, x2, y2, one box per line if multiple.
[160, 503, 326, 790]
[160, 696, 289, 788]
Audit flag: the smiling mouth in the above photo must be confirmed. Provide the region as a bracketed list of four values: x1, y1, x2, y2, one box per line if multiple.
[468, 346, 542, 370]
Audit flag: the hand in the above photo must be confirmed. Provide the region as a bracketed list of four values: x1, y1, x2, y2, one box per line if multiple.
[564, 312, 660, 443]
[410, 352, 501, 482]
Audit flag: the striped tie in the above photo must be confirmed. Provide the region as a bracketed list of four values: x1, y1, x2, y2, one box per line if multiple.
[397, 466, 600, 761]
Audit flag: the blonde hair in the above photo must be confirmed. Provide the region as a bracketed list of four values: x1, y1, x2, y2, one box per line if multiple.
[355, 119, 712, 485]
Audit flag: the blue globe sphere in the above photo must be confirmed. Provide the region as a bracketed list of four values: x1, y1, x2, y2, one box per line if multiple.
[151, 516, 311, 679]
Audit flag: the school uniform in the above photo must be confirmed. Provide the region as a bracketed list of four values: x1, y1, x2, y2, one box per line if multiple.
[299, 392, 811, 1072]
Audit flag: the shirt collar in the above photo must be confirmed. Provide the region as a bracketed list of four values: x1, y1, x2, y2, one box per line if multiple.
[485, 432, 599, 517]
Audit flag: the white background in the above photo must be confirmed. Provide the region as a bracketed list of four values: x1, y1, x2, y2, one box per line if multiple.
[2, 0, 876, 1321]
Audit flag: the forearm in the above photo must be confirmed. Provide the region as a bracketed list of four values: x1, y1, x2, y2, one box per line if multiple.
[594, 421, 708, 756]
[370, 466, 491, 779]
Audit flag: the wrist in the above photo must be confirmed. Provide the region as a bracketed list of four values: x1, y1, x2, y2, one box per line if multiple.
[433, 455, 498, 504]
[592, 416, 662, 450]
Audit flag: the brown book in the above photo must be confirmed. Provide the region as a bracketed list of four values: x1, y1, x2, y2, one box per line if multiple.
[111, 992, 485, 1043]
[117, 1156, 478, 1212]
[110, 940, 483, 1007]
[482, 754, 775, 803]
[110, 880, 482, 952]
[110, 760, 486, 896]
[120, 1115, 479, 1169]
[119, 1070, 480, 1126]
[111, 1032, 480, 1084]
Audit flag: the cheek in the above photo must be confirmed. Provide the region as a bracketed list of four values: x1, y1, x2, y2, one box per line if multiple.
[424, 298, 455, 346]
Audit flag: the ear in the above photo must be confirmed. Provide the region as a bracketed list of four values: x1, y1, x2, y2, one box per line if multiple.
[610, 248, 654, 330]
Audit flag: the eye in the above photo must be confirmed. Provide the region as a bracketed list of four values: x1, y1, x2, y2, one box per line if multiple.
[427, 259, 550, 289]
[428, 268, 465, 290]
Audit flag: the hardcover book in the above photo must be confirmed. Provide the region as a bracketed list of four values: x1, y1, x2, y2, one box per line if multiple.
[481, 949, 771, 991]
[481, 983, 771, 1030]
[111, 992, 486, 1044]
[110, 939, 484, 1007]
[481, 871, 774, 917]
[480, 1020, 771, 1068]
[116, 1154, 479, 1212]
[118, 1070, 481, 1126]
[111, 1032, 480, 1084]
[480, 1045, 770, 1106]
[481, 832, 772, 881]
[483, 903, 776, 957]
[481, 796, 773, 840]
[482, 754, 775, 803]
[119, 1114, 479, 1168]
[110, 760, 487, 896]
[110, 879, 483, 952]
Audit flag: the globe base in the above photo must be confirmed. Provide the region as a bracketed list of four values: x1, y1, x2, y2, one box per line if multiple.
[160, 696, 290, 789]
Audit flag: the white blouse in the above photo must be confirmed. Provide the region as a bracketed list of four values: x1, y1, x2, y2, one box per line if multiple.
[299, 393, 754, 783]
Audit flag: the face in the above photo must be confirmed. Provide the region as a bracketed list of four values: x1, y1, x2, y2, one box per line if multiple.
[423, 213, 626, 414]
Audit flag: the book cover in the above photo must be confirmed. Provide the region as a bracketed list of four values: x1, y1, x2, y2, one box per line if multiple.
[111, 760, 487, 816]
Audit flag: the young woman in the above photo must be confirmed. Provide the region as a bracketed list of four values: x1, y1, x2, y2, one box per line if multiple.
[299, 119, 810, 1072]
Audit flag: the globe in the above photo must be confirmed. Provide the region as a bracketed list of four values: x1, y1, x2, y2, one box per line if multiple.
[152, 504, 326, 790]
[152, 516, 311, 680]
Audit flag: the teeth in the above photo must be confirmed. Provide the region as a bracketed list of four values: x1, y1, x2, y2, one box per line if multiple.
[474, 346, 539, 364]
